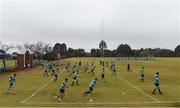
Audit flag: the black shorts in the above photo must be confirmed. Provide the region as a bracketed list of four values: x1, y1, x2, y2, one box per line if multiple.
[101, 74, 104, 78]
[155, 83, 159, 87]
[90, 87, 93, 92]
[60, 89, 65, 93]
[9, 83, 13, 87]
[73, 76, 77, 80]
[141, 74, 144, 77]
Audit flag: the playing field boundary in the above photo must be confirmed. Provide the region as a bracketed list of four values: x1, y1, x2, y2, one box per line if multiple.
[21, 78, 54, 103]
[117, 75, 160, 102]
[23, 100, 180, 105]
[21, 68, 66, 103]
[21, 72, 160, 104]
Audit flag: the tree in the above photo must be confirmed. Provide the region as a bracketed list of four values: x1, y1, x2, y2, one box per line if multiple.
[99, 40, 107, 57]
[17, 42, 32, 54]
[30, 41, 49, 61]
[117, 44, 132, 57]
[175, 45, 180, 57]
[91, 49, 101, 57]
[153, 48, 174, 57]
[111, 50, 117, 57]
[140, 48, 153, 57]
[53, 43, 67, 59]
[104, 49, 113, 57]
[17, 41, 49, 61]
[67, 48, 86, 57]
[42, 52, 55, 61]
[77, 49, 86, 57]
[67, 48, 74, 57]
[0, 42, 14, 71]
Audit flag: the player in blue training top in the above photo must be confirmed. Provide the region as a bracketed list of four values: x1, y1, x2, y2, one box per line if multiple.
[71, 67, 79, 86]
[139, 67, 145, 83]
[43, 63, 49, 77]
[7, 74, 16, 94]
[91, 63, 96, 76]
[101, 67, 105, 80]
[84, 78, 98, 95]
[152, 72, 162, 95]
[111, 63, 116, 76]
[84, 63, 89, 73]
[55, 78, 68, 102]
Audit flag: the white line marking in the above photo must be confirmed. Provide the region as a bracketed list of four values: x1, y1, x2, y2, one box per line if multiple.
[23, 101, 180, 105]
[21, 78, 54, 103]
[117, 75, 160, 102]
[21, 68, 66, 103]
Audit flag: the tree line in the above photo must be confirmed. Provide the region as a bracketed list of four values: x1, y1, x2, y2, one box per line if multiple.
[0, 41, 180, 62]
[43, 40, 180, 61]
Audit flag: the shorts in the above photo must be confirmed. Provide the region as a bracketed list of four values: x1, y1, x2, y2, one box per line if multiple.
[155, 83, 159, 87]
[60, 89, 65, 93]
[101, 74, 104, 78]
[9, 83, 13, 87]
[73, 76, 77, 80]
[88, 87, 93, 92]
[141, 74, 144, 78]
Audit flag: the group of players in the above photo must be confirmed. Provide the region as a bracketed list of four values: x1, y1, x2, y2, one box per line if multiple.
[41, 59, 162, 102]
[5, 59, 162, 102]
[138, 66, 162, 95]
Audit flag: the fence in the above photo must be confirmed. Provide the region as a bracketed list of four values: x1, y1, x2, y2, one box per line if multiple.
[0, 59, 44, 73]
[116, 57, 154, 61]
[0, 59, 17, 72]
[32, 59, 44, 66]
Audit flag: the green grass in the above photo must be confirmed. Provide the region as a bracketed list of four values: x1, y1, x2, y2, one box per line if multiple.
[0, 57, 180, 107]
[0, 59, 16, 68]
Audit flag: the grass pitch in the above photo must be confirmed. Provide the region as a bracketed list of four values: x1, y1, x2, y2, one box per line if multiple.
[0, 59, 16, 69]
[0, 57, 180, 107]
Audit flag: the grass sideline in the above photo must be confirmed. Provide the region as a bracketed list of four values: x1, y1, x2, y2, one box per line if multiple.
[0, 59, 16, 68]
[0, 57, 180, 107]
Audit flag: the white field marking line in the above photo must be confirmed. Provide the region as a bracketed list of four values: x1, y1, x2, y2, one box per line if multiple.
[23, 100, 180, 105]
[117, 75, 160, 102]
[21, 68, 66, 103]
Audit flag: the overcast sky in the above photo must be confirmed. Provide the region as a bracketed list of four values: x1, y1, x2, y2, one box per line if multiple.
[0, 0, 180, 52]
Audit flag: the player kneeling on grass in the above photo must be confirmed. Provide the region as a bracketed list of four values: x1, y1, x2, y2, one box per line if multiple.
[84, 78, 98, 95]
[55, 78, 68, 102]
[7, 74, 16, 94]
[152, 72, 162, 95]
[139, 67, 145, 83]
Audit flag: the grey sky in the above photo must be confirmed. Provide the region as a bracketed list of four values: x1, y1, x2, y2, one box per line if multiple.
[0, 0, 180, 52]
